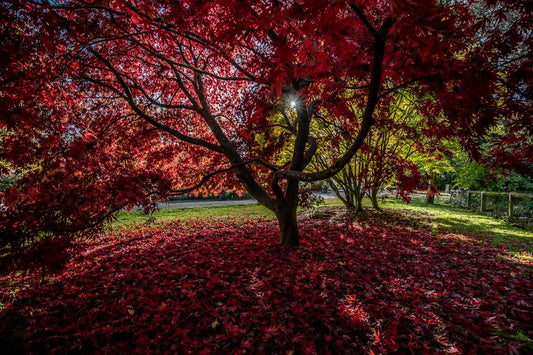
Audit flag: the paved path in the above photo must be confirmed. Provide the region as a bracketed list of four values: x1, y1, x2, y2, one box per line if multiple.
[130, 191, 444, 211]
[150, 191, 338, 210]
[156, 198, 258, 210]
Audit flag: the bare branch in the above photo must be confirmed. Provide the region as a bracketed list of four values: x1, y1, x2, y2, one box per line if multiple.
[379, 75, 438, 98]
[169, 159, 278, 195]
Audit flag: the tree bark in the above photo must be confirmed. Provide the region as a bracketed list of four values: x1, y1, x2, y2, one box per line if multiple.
[425, 191, 434, 204]
[355, 191, 364, 213]
[426, 172, 436, 204]
[343, 186, 364, 213]
[276, 203, 299, 246]
[371, 189, 380, 209]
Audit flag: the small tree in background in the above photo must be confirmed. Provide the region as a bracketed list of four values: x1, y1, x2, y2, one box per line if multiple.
[312, 91, 425, 212]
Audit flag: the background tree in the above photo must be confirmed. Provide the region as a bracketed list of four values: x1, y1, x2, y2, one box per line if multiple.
[1, 0, 531, 251]
[451, 149, 533, 193]
[412, 146, 455, 204]
[312, 91, 424, 212]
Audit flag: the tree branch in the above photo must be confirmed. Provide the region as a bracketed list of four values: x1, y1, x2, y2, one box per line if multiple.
[83, 49, 225, 153]
[273, 18, 394, 182]
[349, 4, 377, 36]
[379, 74, 439, 98]
[169, 159, 278, 195]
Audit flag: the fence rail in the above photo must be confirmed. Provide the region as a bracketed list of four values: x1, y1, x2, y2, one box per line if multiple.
[450, 190, 533, 222]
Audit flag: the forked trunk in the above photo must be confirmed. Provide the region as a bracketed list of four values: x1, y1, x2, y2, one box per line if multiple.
[277, 204, 299, 246]
[341, 191, 363, 214]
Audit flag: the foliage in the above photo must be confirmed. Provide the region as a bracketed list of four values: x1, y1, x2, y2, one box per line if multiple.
[0, 175, 16, 193]
[1, 0, 531, 249]
[411, 140, 456, 203]
[412, 144, 456, 180]
[1, 212, 532, 353]
[452, 153, 533, 192]
[312, 92, 426, 210]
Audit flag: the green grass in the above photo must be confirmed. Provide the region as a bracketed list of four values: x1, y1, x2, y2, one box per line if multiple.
[112, 198, 348, 228]
[111, 197, 532, 262]
[382, 197, 533, 262]
[112, 203, 275, 227]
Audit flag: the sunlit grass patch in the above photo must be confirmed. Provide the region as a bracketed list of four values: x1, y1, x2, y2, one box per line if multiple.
[111, 198, 347, 228]
[112, 203, 275, 228]
[383, 197, 533, 250]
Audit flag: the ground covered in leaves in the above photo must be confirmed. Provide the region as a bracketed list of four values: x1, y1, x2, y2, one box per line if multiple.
[1, 209, 532, 354]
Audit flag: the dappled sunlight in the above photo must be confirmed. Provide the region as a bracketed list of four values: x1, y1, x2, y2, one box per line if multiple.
[502, 251, 533, 267]
[492, 228, 533, 240]
[1, 215, 532, 353]
[1, 0, 530, 353]
[437, 232, 479, 243]
[384, 198, 533, 251]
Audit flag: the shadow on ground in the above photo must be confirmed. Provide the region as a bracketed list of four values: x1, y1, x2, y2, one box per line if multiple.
[1, 212, 532, 353]
[385, 199, 533, 256]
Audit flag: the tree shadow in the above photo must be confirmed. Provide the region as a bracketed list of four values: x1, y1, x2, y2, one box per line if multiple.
[1, 217, 532, 353]
[385, 199, 533, 257]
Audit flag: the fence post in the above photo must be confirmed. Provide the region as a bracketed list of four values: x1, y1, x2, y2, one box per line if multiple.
[508, 193, 514, 217]
[466, 191, 471, 209]
[480, 192, 486, 212]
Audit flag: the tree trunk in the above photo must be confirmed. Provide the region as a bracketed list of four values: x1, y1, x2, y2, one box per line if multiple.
[353, 189, 364, 213]
[344, 200, 356, 210]
[426, 172, 436, 204]
[355, 195, 364, 213]
[425, 190, 434, 204]
[371, 189, 379, 209]
[276, 203, 299, 246]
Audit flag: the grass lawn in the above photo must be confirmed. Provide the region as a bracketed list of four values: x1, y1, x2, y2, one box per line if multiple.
[113, 197, 532, 261]
[1, 198, 532, 353]
[112, 203, 277, 227]
[112, 198, 352, 227]
[381, 197, 533, 262]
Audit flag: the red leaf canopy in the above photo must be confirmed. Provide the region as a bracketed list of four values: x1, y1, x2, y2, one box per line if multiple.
[0, 0, 531, 245]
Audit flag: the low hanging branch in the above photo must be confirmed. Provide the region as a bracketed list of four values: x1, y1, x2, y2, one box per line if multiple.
[170, 159, 279, 195]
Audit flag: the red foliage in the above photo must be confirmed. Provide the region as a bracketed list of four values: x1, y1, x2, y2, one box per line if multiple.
[1, 0, 531, 248]
[395, 162, 424, 203]
[1, 215, 531, 353]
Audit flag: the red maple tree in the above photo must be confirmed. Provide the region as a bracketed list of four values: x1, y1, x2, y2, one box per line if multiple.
[1, 0, 531, 247]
